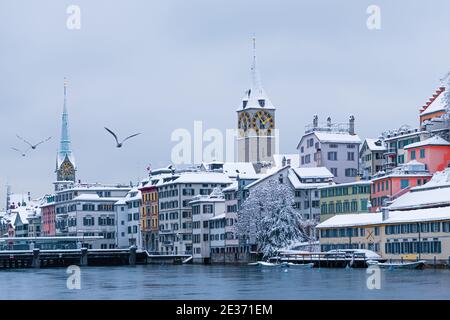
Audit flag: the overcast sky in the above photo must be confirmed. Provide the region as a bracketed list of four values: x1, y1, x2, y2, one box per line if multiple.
[1, 0, 450, 208]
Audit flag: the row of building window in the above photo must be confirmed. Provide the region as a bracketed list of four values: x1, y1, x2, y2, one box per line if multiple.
[320, 199, 368, 215]
[320, 227, 379, 238]
[320, 185, 371, 198]
[385, 241, 441, 254]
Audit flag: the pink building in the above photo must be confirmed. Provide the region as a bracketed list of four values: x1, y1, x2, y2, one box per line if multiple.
[41, 196, 56, 236]
[404, 136, 450, 174]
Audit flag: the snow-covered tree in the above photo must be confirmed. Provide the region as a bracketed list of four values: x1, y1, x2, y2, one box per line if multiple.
[237, 178, 311, 258]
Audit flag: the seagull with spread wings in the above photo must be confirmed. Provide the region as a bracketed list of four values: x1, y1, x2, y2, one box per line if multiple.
[11, 147, 29, 157]
[104, 127, 141, 148]
[16, 135, 52, 150]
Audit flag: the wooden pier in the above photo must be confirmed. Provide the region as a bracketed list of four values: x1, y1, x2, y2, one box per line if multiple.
[269, 252, 386, 268]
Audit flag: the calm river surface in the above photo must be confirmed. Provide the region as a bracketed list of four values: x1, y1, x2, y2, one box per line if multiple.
[0, 265, 449, 300]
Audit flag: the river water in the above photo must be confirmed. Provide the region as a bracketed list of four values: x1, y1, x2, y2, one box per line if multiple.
[0, 265, 449, 300]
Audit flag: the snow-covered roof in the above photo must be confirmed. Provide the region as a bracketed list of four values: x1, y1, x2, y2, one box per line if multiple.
[389, 169, 450, 210]
[272, 154, 300, 168]
[223, 162, 257, 179]
[245, 166, 289, 190]
[160, 172, 232, 186]
[317, 206, 450, 229]
[404, 135, 450, 149]
[313, 131, 362, 144]
[292, 167, 334, 179]
[288, 169, 333, 189]
[318, 180, 372, 189]
[420, 87, 447, 116]
[73, 194, 125, 202]
[363, 138, 386, 151]
[210, 213, 226, 221]
[222, 182, 238, 193]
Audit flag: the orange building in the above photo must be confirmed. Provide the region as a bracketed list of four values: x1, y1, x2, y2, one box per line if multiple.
[419, 86, 447, 125]
[404, 136, 450, 174]
[140, 183, 159, 252]
[370, 161, 431, 212]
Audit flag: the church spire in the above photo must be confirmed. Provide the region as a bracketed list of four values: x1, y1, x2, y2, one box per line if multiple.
[241, 36, 274, 109]
[59, 78, 72, 161]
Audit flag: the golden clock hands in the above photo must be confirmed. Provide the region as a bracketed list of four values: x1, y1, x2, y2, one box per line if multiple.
[261, 116, 272, 125]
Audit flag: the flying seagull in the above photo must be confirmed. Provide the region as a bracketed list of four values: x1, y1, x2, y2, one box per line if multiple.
[11, 147, 29, 157]
[104, 127, 141, 148]
[16, 135, 52, 150]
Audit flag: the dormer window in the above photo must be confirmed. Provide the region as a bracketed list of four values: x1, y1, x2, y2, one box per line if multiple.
[258, 99, 265, 107]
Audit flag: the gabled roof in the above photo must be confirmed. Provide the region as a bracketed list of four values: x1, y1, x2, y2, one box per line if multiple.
[363, 138, 386, 152]
[420, 86, 447, 116]
[245, 166, 290, 190]
[404, 135, 450, 149]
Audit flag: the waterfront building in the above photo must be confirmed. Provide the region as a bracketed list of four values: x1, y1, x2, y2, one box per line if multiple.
[157, 172, 232, 255]
[287, 167, 334, 222]
[54, 184, 131, 249]
[319, 180, 372, 222]
[237, 38, 276, 169]
[190, 189, 225, 264]
[115, 188, 142, 248]
[139, 169, 172, 252]
[54, 79, 76, 192]
[27, 211, 41, 238]
[380, 125, 429, 171]
[318, 170, 450, 262]
[370, 161, 432, 212]
[360, 138, 386, 179]
[404, 135, 450, 174]
[296, 115, 362, 184]
[41, 195, 56, 236]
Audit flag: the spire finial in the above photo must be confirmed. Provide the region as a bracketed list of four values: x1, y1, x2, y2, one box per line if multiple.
[251, 34, 262, 94]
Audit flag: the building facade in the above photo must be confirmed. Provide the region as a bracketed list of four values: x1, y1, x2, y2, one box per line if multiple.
[370, 161, 432, 212]
[297, 115, 361, 184]
[360, 138, 386, 179]
[404, 135, 450, 174]
[319, 180, 372, 222]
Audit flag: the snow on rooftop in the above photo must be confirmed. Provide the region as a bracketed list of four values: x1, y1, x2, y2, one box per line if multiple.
[364, 138, 386, 151]
[313, 131, 362, 144]
[223, 162, 257, 178]
[292, 167, 334, 179]
[161, 172, 232, 185]
[389, 169, 450, 210]
[420, 87, 447, 116]
[210, 213, 226, 220]
[272, 154, 300, 168]
[404, 135, 450, 149]
[317, 206, 450, 229]
[222, 182, 238, 192]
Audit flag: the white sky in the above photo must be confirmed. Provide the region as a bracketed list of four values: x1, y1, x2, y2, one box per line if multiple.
[1, 0, 450, 208]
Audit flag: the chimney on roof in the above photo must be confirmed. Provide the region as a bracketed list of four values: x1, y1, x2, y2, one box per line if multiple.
[313, 115, 318, 129]
[382, 206, 389, 221]
[349, 115, 355, 135]
[327, 116, 332, 128]
[282, 156, 287, 167]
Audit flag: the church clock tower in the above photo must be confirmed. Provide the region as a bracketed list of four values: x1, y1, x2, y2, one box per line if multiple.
[55, 79, 76, 191]
[237, 37, 276, 167]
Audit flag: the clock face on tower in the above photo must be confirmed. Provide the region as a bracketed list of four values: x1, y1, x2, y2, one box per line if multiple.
[61, 160, 74, 178]
[238, 112, 250, 136]
[251, 110, 274, 135]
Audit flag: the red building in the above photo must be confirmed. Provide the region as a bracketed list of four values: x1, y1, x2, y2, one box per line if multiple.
[41, 196, 56, 236]
[419, 86, 447, 125]
[404, 136, 450, 174]
[370, 161, 431, 212]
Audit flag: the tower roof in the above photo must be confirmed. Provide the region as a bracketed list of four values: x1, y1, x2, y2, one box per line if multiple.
[57, 78, 76, 168]
[238, 37, 275, 111]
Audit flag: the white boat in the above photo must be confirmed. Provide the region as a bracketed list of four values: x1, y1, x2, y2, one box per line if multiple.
[367, 260, 426, 270]
[280, 262, 314, 269]
[248, 261, 281, 267]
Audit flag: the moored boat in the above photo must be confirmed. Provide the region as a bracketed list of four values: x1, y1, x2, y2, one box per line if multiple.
[367, 260, 426, 270]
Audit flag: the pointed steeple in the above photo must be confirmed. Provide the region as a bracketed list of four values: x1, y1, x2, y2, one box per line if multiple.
[55, 78, 76, 185]
[58, 78, 75, 165]
[241, 36, 274, 110]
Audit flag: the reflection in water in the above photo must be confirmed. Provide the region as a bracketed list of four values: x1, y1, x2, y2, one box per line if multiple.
[0, 265, 449, 300]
